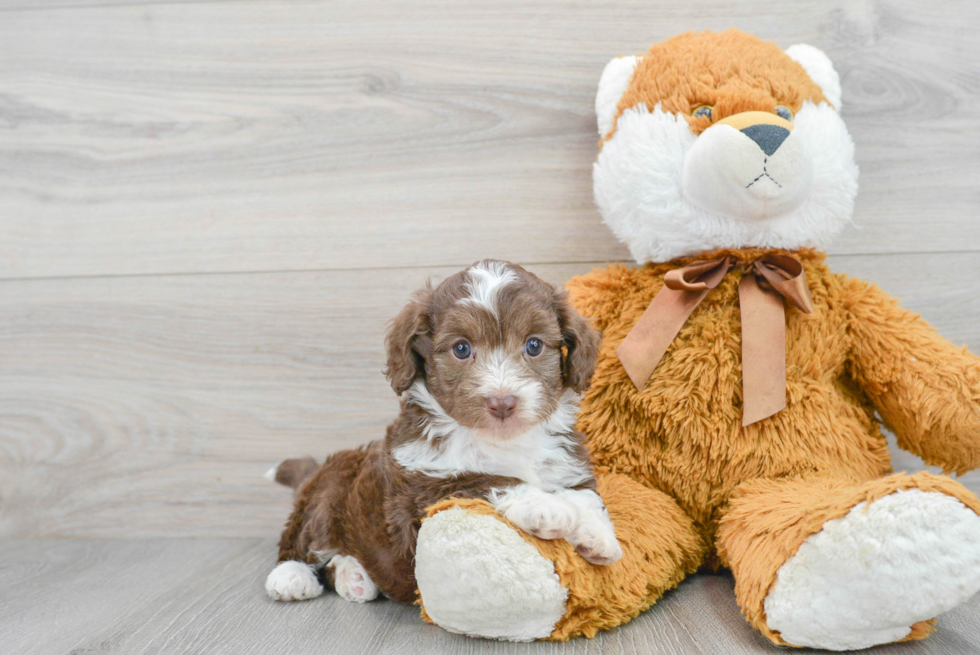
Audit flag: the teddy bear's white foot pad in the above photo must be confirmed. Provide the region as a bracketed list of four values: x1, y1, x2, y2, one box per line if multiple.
[416, 507, 568, 641]
[265, 560, 324, 601]
[764, 489, 980, 651]
[328, 554, 379, 603]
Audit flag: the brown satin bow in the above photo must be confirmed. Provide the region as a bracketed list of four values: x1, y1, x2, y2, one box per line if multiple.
[616, 254, 814, 426]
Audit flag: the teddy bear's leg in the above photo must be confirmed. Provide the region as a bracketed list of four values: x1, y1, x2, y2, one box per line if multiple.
[415, 473, 706, 641]
[717, 472, 980, 650]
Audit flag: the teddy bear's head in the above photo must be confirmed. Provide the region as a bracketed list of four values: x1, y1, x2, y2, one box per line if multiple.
[593, 29, 858, 264]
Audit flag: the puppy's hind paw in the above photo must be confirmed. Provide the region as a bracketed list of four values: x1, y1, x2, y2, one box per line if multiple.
[265, 560, 324, 601]
[329, 555, 379, 603]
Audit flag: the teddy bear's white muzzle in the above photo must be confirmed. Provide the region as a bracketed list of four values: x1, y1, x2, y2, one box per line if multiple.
[681, 122, 814, 221]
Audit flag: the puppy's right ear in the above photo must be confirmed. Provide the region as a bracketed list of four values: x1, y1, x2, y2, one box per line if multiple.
[384, 283, 434, 395]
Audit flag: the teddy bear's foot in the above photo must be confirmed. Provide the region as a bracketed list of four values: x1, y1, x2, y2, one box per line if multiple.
[415, 506, 568, 641]
[764, 489, 980, 650]
[418, 475, 707, 641]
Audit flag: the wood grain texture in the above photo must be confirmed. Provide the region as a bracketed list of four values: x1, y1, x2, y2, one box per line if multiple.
[1, 1, 979, 651]
[1, 539, 978, 655]
[1, 254, 978, 539]
[1, 0, 978, 280]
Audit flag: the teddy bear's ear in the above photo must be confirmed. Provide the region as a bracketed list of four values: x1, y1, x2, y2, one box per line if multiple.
[595, 55, 640, 138]
[785, 44, 842, 111]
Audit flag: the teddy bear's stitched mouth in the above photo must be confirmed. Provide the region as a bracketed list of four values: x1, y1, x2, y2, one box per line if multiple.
[745, 157, 782, 189]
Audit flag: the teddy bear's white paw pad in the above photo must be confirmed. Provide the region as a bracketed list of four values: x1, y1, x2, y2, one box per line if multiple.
[416, 507, 568, 641]
[265, 560, 324, 601]
[329, 554, 379, 603]
[764, 489, 980, 650]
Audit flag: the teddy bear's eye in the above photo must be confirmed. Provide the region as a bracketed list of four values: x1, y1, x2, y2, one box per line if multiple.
[692, 105, 713, 121]
[775, 105, 793, 121]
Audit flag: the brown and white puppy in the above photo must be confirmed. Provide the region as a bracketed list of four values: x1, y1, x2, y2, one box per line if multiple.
[264, 260, 620, 605]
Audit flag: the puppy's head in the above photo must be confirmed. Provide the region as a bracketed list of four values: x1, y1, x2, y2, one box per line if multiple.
[385, 260, 599, 439]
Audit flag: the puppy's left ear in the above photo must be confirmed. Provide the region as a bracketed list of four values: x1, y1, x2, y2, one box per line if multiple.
[555, 290, 601, 393]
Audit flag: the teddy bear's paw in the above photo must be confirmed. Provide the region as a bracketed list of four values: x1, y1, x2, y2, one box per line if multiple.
[328, 554, 379, 603]
[265, 560, 324, 602]
[494, 484, 579, 540]
[416, 507, 568, 641]
[764, 489, 980, 650]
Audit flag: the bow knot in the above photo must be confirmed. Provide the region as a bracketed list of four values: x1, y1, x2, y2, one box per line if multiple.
[616, 253, 813, 426]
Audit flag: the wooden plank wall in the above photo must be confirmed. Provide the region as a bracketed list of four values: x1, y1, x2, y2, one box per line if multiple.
[1, 0, 978, 539]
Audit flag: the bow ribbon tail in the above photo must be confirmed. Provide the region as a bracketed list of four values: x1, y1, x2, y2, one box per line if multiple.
[616, 285, 711, 391]
[738, 274, 787, 426]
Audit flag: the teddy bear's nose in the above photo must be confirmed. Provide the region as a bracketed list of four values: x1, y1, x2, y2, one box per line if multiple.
[741, 124, 790, 156]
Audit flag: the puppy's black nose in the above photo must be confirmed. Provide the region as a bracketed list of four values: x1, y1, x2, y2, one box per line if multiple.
[741, 124, 790, 156]
[487, 395, 517, 419]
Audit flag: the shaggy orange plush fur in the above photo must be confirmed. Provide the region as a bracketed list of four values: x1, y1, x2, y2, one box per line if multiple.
[571, 248, 980, 545]
[558, 248, 980, 642]
[608, 28, 827, 140]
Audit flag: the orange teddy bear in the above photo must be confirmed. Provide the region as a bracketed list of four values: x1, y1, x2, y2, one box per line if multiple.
[413, 29, 980, 650]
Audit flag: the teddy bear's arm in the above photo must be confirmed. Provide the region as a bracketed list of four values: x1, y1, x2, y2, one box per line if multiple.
[564, 265, 636, 332]
[843, 276, 980, 475]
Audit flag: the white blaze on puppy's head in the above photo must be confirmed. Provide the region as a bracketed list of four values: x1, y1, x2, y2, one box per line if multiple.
[461, 260, 518, 319]
[593, 29, 858, 265]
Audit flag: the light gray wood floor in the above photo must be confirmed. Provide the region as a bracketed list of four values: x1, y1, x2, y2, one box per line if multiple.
[3, 539, 980, 655]
[1, 0, 979, 652]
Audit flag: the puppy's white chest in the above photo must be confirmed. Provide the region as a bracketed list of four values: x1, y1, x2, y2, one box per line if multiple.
[393, 426, 590, 491]
[394, 382, 591, 489]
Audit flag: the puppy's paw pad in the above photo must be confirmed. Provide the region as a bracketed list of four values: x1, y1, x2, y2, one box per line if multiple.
[265, 561, 324, 601]
[330, 555, 379, 603]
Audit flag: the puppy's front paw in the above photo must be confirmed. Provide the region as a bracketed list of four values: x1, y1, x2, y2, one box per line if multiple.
[504, 492, 578, 540]
[265, 560, 324, 601]
[560, 490, 623, 565]
[568, 522, 623, 566]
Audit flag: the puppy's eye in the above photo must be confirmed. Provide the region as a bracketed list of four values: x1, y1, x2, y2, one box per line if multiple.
[775, 105, 793, 121]
[452, 340, 471, 360]
[524, 338, 543, 357]
[692, 105, 713, 121]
